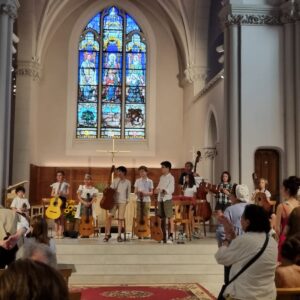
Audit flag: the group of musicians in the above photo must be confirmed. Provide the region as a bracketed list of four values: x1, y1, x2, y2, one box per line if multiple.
[9, 161, 273, 243]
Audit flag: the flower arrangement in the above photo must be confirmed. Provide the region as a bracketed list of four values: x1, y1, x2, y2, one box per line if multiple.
[63, 200, 77, 222]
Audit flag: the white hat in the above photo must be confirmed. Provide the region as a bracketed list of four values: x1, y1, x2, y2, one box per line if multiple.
[236, 184, 249, 202]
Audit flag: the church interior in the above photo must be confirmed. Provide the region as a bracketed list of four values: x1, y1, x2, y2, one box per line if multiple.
[1, 0, 300, 299]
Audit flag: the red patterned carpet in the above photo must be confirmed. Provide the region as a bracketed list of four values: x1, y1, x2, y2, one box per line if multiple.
[71, 284, 216, 300]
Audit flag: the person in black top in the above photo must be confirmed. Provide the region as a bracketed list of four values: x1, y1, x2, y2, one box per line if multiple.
[178, 162, 195, 190]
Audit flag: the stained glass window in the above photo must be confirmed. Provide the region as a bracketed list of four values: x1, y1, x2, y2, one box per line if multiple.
[76, 6, 147, 140]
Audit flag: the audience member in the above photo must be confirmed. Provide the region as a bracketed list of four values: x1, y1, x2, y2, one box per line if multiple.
[215, 204, 278, 300]
[275, 234, 300, 288]
[0, 259, 68, 300]
[276, 176, 300, 261]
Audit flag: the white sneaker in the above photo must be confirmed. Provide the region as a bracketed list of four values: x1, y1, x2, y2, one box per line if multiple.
[166, 237, 173, 244]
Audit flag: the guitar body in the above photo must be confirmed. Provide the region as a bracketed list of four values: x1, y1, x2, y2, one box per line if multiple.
[100, 165, 116, 210]
[79, 194, 94, 238]
[45, 197, 62, 220]
[135, 195, 150, 238]
[135, 216, 151, 238]
[100, 187, 115, 210]
[255, 192, 271, 212]
[150, 216, 163, 241]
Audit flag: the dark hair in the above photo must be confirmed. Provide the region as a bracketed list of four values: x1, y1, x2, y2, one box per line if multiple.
[161, 161, 172, 170]
[231, 183, 238, 198]
[185, 162, 193, 169]
[287, 207, 300, 239]
[0, 259, 69, 300]
[138, 166, 148, 173]
[16, 186, 25, 194]
[282, 176, 300, 197]
[117, 166, 127, 175]
[56, 170, 65, 176]
[281, 234, 300, 265]
[221, 171, 231, 183]
[184, 173, 196, 188]
[242, 204, 271, 233]
[30, 216, 50, 245]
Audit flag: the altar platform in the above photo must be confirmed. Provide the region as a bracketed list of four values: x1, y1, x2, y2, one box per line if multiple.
[56, 236, 223, 297]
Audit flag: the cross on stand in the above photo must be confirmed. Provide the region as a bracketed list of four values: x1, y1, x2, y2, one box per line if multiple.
[97, 138, 131, 165]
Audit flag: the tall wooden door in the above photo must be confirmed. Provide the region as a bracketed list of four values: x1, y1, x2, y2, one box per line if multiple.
[254, 149, 280, 201]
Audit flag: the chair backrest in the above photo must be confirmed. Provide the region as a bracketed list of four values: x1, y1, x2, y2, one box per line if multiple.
[69, 291, 81, 300]
[59, 268, 72, 285]
[277, 288, 300, 300]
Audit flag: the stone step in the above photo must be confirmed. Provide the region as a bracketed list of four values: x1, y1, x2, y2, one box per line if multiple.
[69, 274, 224, 286]
[56, 242, 217, 255]
[57, 254, 216, 265]
[67, 264, 223, 275]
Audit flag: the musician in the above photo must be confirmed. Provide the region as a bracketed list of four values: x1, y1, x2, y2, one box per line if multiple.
[10, 186, 30, 215]
[50, 170, 70, 238]
[215, 171, 233, 212]
[75, 174, 98, 232]
[251, 178, 271, 202]
[155, 161, 175, 244]
[104, 166, 131, 243]
[178, 162, 194, 189]
[134, 166, 153, 236]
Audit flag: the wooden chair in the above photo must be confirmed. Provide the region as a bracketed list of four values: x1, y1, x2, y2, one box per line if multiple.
[192, 200, 211, 237]
[59, 268, 73, 286]
[277, 288, 300, 300]
[105, 211, 127, 241]
[173, 200, 193, 241]
[69, 291, 81, 300]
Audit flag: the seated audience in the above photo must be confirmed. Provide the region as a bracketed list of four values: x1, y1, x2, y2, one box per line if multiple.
[216, 184, 248, 246]
[0, 259, 69, 300]
[276, 176, 300, 261]
[215, 204, 278, 300]
[276, 234, 300, 288]
[0, 208, 28, 268]
[285, 206, 300, 239]
[17, 216, 56, 265]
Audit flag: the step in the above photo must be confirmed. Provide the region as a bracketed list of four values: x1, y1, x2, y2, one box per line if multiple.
[64, 264, 223, 275]
[57, 254, 217, 265]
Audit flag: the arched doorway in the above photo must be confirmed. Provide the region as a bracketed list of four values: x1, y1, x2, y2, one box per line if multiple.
[254, 149, 280, 201]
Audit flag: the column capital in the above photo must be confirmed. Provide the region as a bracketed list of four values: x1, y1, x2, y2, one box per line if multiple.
[16, 60, 41, 81]
[0, 0, 20, 19]
[219, 3, 281, 28]
[180, 65, 208, 88]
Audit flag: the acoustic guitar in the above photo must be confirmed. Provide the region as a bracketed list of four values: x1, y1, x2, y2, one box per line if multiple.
[45, 196, 62, 220]
[134, 192, 151, 238]
[150, 198, 163, 242]
[79, 193, 94, 238]
[100, 165, 116, 210]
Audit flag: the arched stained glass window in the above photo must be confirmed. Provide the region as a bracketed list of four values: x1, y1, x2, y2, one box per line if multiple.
[77, 6, 147, 140]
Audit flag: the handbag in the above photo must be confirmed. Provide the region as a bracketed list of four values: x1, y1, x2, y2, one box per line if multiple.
[217, 233, 270, 300]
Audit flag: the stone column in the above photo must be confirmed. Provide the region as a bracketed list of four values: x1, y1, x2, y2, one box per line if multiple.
[295, 2, 300, 176]
[281, 1, 297, 176]
[220, 8, 241, 183]
[0, 0, 19, 204]
[13, 0, 40, 183]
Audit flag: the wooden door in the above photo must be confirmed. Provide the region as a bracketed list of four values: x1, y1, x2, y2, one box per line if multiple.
[254, 149, 280, 201]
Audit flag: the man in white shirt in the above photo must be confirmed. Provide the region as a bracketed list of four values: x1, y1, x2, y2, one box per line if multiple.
[155, 161, 175, 243]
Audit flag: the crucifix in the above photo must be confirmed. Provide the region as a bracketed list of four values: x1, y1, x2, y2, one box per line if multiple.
[96, 137, 131, 164]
